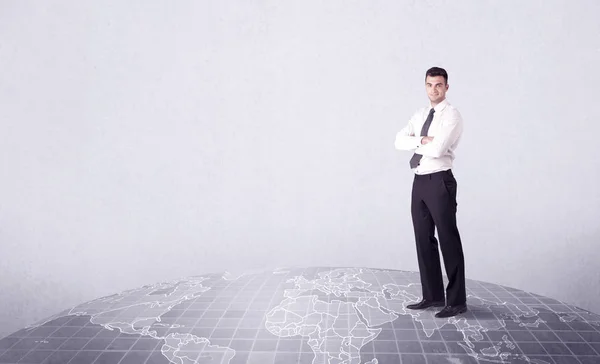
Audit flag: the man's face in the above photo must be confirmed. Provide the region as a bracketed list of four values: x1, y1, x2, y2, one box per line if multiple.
[425, 75, 449, 104]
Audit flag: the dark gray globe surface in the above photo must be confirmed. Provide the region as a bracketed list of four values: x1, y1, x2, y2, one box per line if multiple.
[1, 267, 599, 364]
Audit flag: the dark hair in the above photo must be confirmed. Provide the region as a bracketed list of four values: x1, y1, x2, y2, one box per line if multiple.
[425, 67, 448, 84]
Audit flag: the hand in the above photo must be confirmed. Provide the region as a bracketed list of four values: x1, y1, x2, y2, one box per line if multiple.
[421, 136, 434, 145]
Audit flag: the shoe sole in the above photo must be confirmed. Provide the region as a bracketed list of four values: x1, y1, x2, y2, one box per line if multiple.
[406, 303, 446, 310]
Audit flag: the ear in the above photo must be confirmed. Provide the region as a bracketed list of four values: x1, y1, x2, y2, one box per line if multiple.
[446, 83, 449, 91]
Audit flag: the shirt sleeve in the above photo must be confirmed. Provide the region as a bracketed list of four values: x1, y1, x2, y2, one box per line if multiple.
[394, 111, 423, 150]
[414, 109, 463, 158]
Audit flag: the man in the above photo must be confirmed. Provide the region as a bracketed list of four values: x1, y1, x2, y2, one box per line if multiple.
[394, 67, 467, 318]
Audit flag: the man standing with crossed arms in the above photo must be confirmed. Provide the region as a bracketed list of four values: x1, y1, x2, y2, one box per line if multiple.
[394, 67, 467, 318]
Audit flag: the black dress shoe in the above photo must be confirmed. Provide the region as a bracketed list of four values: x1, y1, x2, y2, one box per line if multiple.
[406, 299, 446, 310]
[435, 304, 467, 318]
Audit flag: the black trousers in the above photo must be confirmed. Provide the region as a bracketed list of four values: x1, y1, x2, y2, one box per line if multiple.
[411, 169, 466, 306]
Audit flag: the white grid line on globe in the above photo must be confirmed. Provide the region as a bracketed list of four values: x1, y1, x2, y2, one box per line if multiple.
[477, 280, 583, 363]
[92, 278, 213, 364]
[2, 318, 64, 364]
[38, 314, 132, 364]
[21, 315, 84, 362]
[223, 271, 277, 364]
[29, 316, 97, 364]
[379, 269, 430, 361]
[107, 275, 236, 364]
[243, 269, 294, 364]
[476, 281, 550, 358]
[2, 270, 599, 364]
[189, 273, 264, 363]
[383, 269, 420, 361]
[135, 275, 238, 364]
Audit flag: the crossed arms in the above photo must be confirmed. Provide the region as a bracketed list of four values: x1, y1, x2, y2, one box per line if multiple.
[394, 110, 463, 158]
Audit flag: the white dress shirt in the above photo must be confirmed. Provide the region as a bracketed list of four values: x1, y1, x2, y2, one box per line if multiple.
[394, 99, 463, 175]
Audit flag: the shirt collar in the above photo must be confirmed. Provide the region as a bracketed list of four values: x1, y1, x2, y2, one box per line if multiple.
[429, 99, 449, 113]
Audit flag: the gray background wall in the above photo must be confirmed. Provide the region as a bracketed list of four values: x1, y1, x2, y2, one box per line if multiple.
[1, 0, 599, 338]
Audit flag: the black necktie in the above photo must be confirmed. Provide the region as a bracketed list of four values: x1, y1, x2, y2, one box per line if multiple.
[409, 108, 435, 169]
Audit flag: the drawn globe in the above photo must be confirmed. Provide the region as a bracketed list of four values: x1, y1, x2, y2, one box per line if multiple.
[1, 267, 599, 364]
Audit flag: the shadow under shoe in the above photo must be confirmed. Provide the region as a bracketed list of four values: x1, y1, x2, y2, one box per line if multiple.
[435, 304, 468, 318]
[406, 299, 446, 310]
